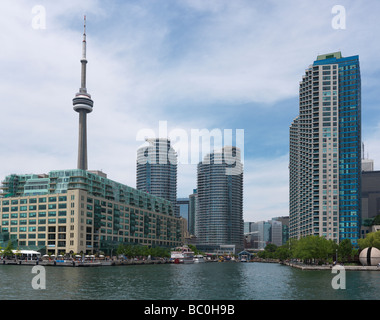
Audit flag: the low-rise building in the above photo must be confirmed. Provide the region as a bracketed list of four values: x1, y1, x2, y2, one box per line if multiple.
[0, 169, 182, 256]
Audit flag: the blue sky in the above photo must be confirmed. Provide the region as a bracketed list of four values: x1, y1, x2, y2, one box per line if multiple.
[1, 0, 380, 222]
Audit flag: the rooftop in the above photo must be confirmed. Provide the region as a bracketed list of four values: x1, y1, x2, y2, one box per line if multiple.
[1, 169, 174, 215]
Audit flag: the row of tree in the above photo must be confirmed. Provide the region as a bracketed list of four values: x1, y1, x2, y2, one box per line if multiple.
[358, 231, 380, 250]
[0, 241, 173, 259]
[258, 231, 380, 264]
[116, 244, 171, 259]
[0, 240, 18, 258]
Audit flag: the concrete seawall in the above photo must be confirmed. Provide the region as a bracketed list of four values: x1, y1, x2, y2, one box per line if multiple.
[284, 262, 380, 271]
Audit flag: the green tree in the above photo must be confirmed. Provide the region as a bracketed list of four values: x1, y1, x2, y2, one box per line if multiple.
[292, 235, 337, 264]
[265, 243, 277, 253]
[275, 245, 291, 261]
[358, 231, 380, 250]
[257, 250, 267, 259]
[338, 239, 352, 262]
[372, 215, 380, 226]
[116, 243, 125, 256]
[293, 236, 315, 262]
[2, 240, 14, 258]
[188, 244, 204, 256]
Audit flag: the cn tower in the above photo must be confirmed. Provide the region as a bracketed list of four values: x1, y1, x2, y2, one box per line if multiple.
[73, 16, 93, 171]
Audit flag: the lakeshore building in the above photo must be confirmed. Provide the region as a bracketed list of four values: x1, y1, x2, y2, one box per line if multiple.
[136, 138, 178, 216]
[361, 169, 380, 237]
[195, 146, 244, 253]
[289, 52, 362, 246]
[0, 170, 182, 255]
[362, 159, 374, 172]
[0, 18, 182, 255]
[188, 189, 197, 236]
[176, 198, 189, 227]
[244, 217, 289, 249]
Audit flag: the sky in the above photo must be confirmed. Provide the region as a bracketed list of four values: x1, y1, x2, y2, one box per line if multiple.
[0, 0, 380, 223]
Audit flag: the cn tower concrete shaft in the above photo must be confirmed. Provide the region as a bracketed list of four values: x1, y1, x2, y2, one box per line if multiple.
[77, 110, 88, 170]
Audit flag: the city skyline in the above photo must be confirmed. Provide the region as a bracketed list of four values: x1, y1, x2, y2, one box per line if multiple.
[1, 1, 380, 223]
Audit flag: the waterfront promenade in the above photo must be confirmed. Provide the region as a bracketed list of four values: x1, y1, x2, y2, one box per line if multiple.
[0, 258, 169, 267]
[2, 257, 380, 271]
[283, 261, 380, 271]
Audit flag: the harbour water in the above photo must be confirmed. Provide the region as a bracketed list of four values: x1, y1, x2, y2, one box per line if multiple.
[0, 262, 379, 300]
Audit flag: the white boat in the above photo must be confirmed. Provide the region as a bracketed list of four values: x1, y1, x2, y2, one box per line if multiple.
[193, 255, 205, 263]
[171, 246, 194, 264]
[240, 254, 248, 262]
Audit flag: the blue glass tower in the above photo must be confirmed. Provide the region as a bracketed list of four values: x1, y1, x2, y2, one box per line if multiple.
[290, 52, 361, 246]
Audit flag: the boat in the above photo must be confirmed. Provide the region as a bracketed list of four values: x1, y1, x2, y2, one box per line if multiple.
[170, 246, 194, 264]
[193, 255, 205, 263]
[240, 254, 248, 262]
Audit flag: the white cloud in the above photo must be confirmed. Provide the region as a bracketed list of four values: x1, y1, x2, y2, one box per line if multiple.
[363, 123, 380, 171]
[1, 0, 380, 224]
[243, 155, 289, 222]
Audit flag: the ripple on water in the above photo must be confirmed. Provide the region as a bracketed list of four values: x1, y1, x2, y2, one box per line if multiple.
[1, 263, 380, 300]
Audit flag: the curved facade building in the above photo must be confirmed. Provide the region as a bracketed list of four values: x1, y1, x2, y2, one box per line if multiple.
[136, 139, 177, 213]
[196, 146, 244, 253]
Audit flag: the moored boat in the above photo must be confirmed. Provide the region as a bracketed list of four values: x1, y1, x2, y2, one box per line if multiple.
[193, 255, 205, 263]
[170, 246, 194, 264]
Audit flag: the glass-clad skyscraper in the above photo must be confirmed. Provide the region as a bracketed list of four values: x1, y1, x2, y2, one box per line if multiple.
[136, 138, 178, 214]
[196, 146, 244, 253]
[289, 52, 361, 246]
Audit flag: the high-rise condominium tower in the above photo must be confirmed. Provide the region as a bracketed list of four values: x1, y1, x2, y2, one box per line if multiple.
[196, 146, 244, 253]
[136, 138, 178, 211]
[289, 52, 361, 246]
[73, 16, 93, 171]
